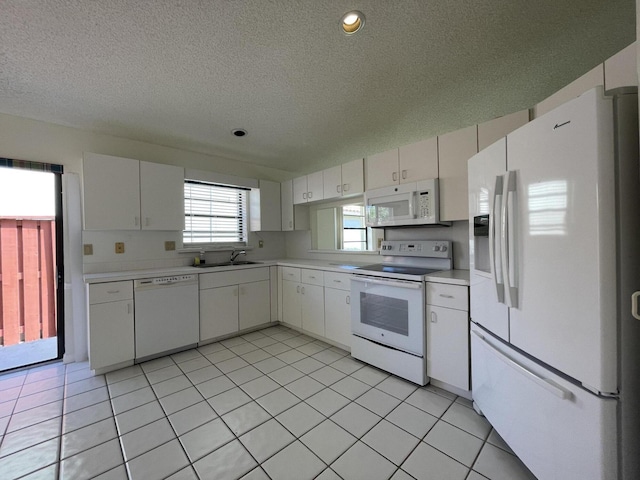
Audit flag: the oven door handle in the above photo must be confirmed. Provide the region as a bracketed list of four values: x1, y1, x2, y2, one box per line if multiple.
[350, 276, 423, 290]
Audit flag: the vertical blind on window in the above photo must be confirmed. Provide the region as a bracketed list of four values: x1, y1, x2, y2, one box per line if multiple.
[184, 181, 248, 244]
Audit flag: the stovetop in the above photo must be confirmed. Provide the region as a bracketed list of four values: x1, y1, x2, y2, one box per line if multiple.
[353, 240, 453, 281]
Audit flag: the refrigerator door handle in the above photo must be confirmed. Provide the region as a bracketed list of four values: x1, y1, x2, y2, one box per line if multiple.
[490, 175, 505, 304]
[502, 170, 519, 308]
[472, 330, 571, 400]
[632, 291, 640, 320]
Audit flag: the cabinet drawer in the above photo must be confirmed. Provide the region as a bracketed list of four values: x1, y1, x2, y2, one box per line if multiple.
[427, 283, 468, 311]
[281, 266, 301, 282]
[89, 281, 133, 304]
[323, 272, 351, 291]
[301, 269, 324, 286]
[200, 267, 270, 289]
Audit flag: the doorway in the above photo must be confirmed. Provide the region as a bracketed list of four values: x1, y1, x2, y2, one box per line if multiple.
[0, 161, 64, 372]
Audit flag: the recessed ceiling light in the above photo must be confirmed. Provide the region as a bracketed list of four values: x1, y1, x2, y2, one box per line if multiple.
[231, 128, 247, 137]
[341, 11, 365, 35]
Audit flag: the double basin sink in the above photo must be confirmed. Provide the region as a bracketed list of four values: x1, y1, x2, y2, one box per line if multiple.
[193, 260, 262, 268]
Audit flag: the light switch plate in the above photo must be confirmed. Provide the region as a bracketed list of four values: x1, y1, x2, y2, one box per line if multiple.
[258, 240, 264, 248]
[83, 244, 93, 255]
[115, 242, 125, 254]
[165, 241, 176, 251]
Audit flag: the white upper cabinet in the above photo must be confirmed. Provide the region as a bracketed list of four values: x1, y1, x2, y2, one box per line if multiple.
[281, 179, 294, 231]
[604, 42, 637, 90]
[323, 166, 343, 200]
[366, 138, 438, 190]
[323, 158, 364, 200]
[365, 148, 400, 190]
[477, 110, 529, 151]
[398, 138, 438, 183]
[250, 180, 281, 231]
[83, 153, 141, 230]
[438, 125, 478, 221]
[83, 153, 184, 231]
[139, 161, 185, 231]
[293, 171, 324, 204]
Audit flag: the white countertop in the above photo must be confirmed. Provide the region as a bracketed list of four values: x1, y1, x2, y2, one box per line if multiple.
[84, 259, 470, 286]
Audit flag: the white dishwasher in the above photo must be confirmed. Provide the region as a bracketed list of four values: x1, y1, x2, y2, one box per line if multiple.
[134, 274, 199, 361]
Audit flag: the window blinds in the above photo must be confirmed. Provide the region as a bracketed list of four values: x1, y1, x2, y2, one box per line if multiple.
[183, 181, 248, 244]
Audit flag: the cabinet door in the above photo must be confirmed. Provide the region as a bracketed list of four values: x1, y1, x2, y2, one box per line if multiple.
[281, 180, 294, 231]
[282, 280, 302, 328]
[83, 153, 140, 230]
[427, 305, 469, 390]
[324, 288, 351, 347]
[399, 138, 438, 183]
[89, 300, 134, 371]
[477, 110, 529, 151]
[200, 285, 239, 342]
[604, 42, 637, 91]
[301, 284, 325, 337]
[323, 166, 342, 200]
[239, 280, 271, 330]
[251, 180, 281, 231]
[438, 125, 478, 221]
[306, 171, 324, 202]
[341, 158, 364, 196]
[293, 176, 308, 204]
[365, 149, 399, 190]
[140, 161, 185, 231]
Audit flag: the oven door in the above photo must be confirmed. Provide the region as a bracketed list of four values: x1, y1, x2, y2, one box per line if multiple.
[350, 275, 425, 356]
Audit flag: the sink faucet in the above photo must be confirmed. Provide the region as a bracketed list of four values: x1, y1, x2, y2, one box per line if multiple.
[230, 249, 247, 262]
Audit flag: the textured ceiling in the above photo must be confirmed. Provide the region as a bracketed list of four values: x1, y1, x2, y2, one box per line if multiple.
[0, 1, 635, 173]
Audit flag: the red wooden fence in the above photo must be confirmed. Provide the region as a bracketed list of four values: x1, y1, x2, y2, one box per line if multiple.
[0, 218, 57, 347]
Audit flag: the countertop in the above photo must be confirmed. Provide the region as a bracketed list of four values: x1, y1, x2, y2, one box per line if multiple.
[84, 259, 470, 286]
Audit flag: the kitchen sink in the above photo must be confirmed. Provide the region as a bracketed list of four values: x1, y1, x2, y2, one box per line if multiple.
[194, 261, 262, 268]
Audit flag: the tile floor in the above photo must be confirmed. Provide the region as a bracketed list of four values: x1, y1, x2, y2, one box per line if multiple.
[0, 325, 537, 480]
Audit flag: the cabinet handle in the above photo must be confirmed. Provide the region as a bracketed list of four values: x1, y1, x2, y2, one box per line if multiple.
[333, 280, 342, 283]
[337, 185, 341, 193]
[301, 286, 305, 295]
[297, 285, 300, 293]
[309, 275, 316, 279]
[431, 311, 437, 323]
[127, 303, 132, 314]
[439, 294, 454, 299]
[401, 170, 407, 180]
[392, 172, 398, 182]
[308, 191, 313, 199]
[289, 220, 293, 228]
[343, 183, 349, 192]
[346, 295, 350, 305]
[134, 216, 139, 226]
[107, 290, 120, 294]
[303, 192, 307, 199]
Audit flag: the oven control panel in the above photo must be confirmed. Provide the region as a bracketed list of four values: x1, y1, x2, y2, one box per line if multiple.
[379, 240, 451, 258]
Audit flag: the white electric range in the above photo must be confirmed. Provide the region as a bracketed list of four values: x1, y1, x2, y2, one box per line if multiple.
[350, 240, 452, 385]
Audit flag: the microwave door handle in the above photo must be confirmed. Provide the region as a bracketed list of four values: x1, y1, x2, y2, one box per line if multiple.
[501, 170, 518, 308]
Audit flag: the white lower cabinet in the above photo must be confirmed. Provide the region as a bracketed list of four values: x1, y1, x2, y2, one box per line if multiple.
[199, 267, 271, 342]
[280, 267, 325, 336]
[426, 282, 470, 391]
[87, 281, 134, 373]
[323, 272, 352, 347]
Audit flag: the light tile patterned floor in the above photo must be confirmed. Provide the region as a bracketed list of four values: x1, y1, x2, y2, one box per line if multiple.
[0, 325, 537, 480]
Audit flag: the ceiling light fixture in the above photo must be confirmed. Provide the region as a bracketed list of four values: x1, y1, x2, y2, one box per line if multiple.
[341, 11, 365, 35]
[231, 128, 247, 137]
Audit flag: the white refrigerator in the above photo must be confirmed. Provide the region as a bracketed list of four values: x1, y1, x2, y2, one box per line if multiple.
[468, 86, 640, 480]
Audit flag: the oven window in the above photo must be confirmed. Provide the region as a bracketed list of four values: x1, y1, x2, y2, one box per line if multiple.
[360, 293, 409, 336]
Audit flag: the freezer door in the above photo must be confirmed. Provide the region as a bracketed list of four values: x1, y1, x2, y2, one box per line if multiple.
[468, 138, 509, 340]
[471, 325, 618, 480]
[506, 87, 617, 394]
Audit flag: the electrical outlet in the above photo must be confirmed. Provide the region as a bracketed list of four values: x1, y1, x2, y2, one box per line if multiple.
[115, 242, 125, 254]
[258, 240, 264, 248]
[165, 241, 176, 251]
[83, 244, 93, 255]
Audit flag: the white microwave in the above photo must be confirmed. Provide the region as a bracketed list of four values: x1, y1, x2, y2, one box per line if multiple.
[364, 179, 443, 227]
